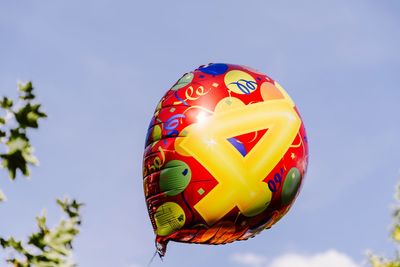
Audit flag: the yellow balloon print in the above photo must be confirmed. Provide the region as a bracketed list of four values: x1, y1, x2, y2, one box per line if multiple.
[224, 70, 258, 94]
[155, 202, 186, 236]
[175, 97, 301, 225]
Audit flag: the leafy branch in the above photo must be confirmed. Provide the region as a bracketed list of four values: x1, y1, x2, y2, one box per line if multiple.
[0, 198, 83, 267]
[0, 81, 82, 266]
[0, 81, 47, 181]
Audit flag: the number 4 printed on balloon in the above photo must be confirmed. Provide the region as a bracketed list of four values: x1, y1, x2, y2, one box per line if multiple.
[175, 98, 301, 225]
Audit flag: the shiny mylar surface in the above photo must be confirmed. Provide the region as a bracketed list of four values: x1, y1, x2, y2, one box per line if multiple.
[142, 63, 308, 256]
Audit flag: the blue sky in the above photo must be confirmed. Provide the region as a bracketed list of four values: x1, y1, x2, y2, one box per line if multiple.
[0, 1, 399, 266]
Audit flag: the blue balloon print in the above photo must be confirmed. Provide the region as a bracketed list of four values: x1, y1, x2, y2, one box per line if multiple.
[199, 63, 228, 75]
[227, 137, 247, 156]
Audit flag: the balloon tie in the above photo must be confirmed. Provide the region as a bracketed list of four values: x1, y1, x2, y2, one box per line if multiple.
[147, 250, 158, 267]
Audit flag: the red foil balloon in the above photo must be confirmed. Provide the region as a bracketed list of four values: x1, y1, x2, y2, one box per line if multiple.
[143, 63, 308, 256]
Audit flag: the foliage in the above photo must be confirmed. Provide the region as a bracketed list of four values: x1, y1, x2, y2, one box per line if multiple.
[369, 182, 400, 267]
[0, 81, 47, 181]
[0, 198, 83, 267]
[0, 82, 82, 267]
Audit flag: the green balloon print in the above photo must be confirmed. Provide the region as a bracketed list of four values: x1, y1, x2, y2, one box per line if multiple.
[171, 73, 194, 91]
[159, 160, 191, 196]
[281, 167, 302, 205]
[151, 125, 162, 142]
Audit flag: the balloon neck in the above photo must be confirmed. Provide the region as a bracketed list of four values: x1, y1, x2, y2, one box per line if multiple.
[155, 238, 168, 258]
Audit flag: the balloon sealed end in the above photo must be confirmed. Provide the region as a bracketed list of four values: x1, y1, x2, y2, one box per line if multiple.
[156, 238, 168, 258]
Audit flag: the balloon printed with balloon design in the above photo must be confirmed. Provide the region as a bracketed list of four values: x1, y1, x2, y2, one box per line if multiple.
[142, 63, 309, 257]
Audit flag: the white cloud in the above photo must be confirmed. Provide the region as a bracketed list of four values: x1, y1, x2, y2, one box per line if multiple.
[231, 252, 267, 267]
[231, 250, 360, 267]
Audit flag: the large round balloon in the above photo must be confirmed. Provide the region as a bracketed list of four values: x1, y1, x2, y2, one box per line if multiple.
[143, 63, 308, 256]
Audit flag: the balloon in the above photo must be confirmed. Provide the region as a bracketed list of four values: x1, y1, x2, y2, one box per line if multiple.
[142, 63, 309, 257]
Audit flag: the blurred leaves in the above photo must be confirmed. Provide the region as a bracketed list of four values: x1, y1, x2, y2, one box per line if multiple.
[369, 255, 400, 267]
[0, 189, 5, 202]
[0, 81, 46, 181]
[369, 182, 400, 266]
[0, 198, 83, 267]
[392, 183, 400, 243]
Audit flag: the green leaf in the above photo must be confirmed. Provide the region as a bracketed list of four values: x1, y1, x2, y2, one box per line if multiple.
[1, 136, 37, 179]
[15, 103, 47, 129]
[18, 81, 33, 93]
[56, 198, 83, 221]
[0, 97, 13, 109]
[0, 237, 25, 253]
[18, 81, 35, 100]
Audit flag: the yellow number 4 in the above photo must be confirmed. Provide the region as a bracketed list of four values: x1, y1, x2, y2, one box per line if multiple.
[175, 97, 301, 225]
